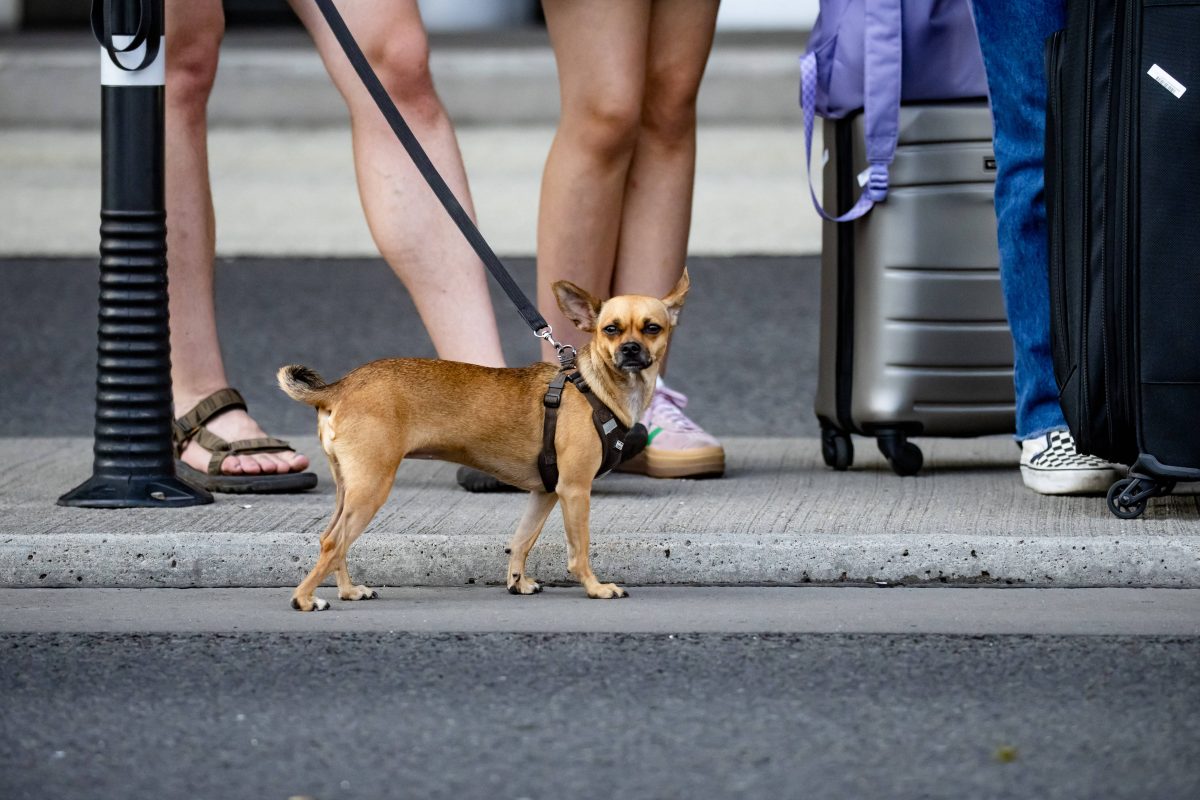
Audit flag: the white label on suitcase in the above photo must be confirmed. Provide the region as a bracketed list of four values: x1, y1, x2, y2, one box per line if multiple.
[1148, 64, 1186, 99]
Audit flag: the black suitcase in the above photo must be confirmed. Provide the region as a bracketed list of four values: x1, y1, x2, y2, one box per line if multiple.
[1046, 0, 1200, 517]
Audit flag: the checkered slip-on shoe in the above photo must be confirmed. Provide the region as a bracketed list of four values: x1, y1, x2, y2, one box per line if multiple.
[1019, 430, 1124, 496]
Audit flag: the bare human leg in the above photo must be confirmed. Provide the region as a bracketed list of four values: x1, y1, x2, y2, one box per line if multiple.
[290, 0, 505, 367]
[611, 0, 719, 298]
[536, 0, 652, 357]
[587, 0, 724, 479]
[611, 0, 720, 374]
[165, 0, 309, 477]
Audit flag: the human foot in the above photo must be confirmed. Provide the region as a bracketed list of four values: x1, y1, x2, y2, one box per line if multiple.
[617, 378, 724, 479]
[1019, 429, 1123, 495]
[174, 388, 309, 476]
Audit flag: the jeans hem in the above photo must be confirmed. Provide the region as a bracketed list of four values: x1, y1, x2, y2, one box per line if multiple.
[1015, 425, 1069, 443]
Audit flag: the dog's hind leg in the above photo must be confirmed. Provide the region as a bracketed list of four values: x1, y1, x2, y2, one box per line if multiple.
[506, 491, 558, 595]
[292, 454, 398, 611]
[324, 456, 380, 602]
[291, 468, 346, 611]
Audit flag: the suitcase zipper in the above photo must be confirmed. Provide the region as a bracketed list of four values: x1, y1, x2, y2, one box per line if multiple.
[1079, 0, 1097, 453]
[1113, 0, 1132, 453]
[1115, 0, 1139, 454]
[1097, 1, 1120, 453]
[1115, 0, 1131, 442]
[833, 117, 858, 434]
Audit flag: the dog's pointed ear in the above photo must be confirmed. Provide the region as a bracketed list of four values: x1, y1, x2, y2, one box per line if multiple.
[661, 267, 690, 326]
[553, 280, 602, 332]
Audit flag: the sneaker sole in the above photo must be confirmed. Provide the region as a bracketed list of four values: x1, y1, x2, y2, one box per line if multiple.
[615, 446, 726, 479]
[1019, 464, 1122, 496]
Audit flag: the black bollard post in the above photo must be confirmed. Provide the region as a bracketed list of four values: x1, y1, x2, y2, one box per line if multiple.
[59, 0, 212, 508]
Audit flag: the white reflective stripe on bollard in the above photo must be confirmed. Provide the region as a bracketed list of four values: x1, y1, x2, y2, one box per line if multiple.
[100, 34, 165, 86]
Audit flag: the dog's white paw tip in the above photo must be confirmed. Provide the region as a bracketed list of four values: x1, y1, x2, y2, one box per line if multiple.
[587, 585, 629, 599]
[291, 596, 329, 612]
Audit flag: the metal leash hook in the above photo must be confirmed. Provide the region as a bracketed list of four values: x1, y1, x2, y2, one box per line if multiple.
[536, 327, 577, 370]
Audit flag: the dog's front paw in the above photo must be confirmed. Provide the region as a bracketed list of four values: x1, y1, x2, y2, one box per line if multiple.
[339, 585, 379, 601]
[586, 582, 628, 600]
[291, 594, 331, 612]
[507, 572, 543, 595]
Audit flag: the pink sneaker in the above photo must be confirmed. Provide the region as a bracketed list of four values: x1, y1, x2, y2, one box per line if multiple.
[618, 378, 725, 479]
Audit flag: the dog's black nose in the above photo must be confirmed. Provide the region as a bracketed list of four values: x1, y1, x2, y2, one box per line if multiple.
[620, 341, 642, 357]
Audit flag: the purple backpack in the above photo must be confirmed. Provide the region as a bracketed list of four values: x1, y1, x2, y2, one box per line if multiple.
[800, 0, 989, 220]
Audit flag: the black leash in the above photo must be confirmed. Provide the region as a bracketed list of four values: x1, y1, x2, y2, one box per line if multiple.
[314, 0, 580, 364]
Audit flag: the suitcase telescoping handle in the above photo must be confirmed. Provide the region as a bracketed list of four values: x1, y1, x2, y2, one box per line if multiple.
[800, 0, 902, 221]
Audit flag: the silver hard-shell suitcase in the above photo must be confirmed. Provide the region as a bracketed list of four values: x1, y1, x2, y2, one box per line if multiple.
[814, 102, 1015, 475]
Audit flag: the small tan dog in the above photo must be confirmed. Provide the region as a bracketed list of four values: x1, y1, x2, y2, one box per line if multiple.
[278, 270, 690, 611]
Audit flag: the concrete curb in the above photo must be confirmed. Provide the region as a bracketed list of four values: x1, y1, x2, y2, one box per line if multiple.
[4, 437, 1198, 590]
[3, 531, 1198, 590]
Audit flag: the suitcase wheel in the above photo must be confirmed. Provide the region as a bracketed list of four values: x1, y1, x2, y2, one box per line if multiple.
[1105, 475, 1164, 520]
[821, 425, 854, 471]
[876, 431, 923, 477]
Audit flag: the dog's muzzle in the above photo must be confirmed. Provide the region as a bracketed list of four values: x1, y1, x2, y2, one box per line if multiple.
[616, 341, 651, 372]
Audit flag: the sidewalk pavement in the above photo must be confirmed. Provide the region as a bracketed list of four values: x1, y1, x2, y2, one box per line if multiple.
[4, 34, 1196, 596]
[3, 436, 1198, 590]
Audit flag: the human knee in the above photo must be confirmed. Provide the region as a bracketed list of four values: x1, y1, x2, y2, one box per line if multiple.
[567, 92, 642, 161]
[166, 28, 222, 113]
[365, 31, 443, 126]
[641, 67, 701, 146]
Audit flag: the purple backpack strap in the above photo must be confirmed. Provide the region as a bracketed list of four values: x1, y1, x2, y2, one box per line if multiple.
[801, 0, 903, 222]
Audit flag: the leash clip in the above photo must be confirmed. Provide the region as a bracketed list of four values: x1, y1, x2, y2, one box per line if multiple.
[536, 326, 577, 370]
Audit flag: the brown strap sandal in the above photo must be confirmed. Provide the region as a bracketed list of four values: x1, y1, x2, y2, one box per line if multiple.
[173, 388, 317, 494]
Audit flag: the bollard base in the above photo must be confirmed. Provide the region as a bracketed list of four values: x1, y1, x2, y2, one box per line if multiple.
[58, 474, 213, 509]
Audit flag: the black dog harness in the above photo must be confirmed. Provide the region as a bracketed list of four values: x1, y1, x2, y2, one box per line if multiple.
[538, 369, 629, 493]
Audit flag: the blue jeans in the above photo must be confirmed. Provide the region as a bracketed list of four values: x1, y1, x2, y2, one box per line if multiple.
[971, 0, 1066, 440]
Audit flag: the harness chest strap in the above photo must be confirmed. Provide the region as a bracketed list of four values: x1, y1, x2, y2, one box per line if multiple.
[537, 370, 629, 494]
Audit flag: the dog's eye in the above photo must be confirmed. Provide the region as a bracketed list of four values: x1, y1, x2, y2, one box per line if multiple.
[603, 324, 620, 336]
[643, 323, 663, 334]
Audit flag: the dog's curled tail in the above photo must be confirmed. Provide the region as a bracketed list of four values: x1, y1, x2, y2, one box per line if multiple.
[278, 364, 334, 407]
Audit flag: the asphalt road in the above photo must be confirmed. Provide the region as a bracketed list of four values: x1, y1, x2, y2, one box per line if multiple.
[3, 588, 1200, 800]
[3, 630, 1198, 800]
[1, 256, 818, 437]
